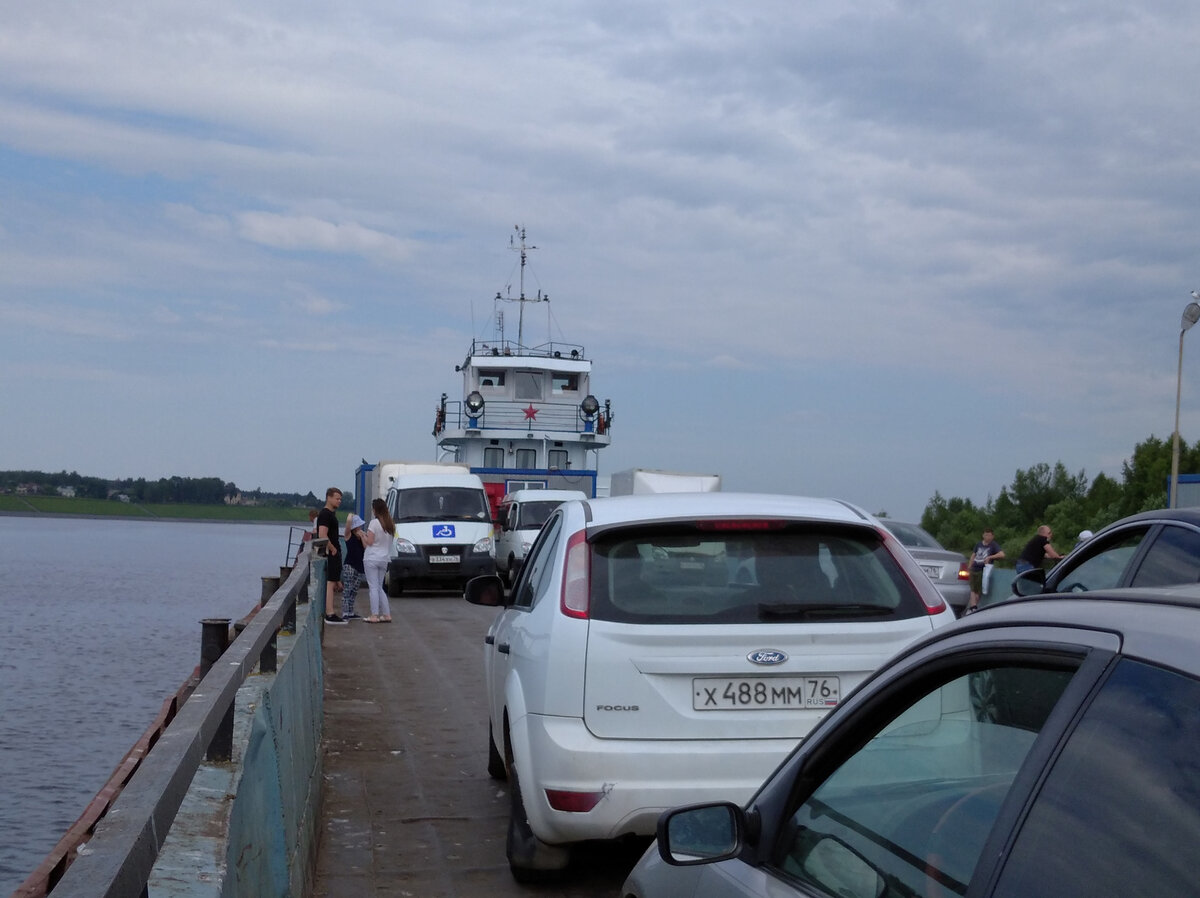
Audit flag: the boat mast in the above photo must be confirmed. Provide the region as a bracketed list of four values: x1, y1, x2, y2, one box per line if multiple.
[509, 225, 545, 349]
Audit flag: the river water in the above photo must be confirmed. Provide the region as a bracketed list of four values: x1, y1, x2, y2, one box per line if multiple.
[0, 516, 302, 895]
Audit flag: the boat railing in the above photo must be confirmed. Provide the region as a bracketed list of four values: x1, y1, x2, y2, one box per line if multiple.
[38, 546, 315, 898]
[441, 398, 608, 435]
[467, 338, 587, 362]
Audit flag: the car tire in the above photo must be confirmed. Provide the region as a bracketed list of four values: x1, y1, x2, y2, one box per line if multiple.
[487, 722, 507, 781]
[386, 574, 403, 598]
[505, 729, 569, 881]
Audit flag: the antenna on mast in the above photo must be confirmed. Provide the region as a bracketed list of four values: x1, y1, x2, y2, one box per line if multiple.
[509, 225, 544, 348]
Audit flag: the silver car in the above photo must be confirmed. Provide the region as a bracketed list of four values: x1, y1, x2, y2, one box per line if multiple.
[881, 520, 970, 613]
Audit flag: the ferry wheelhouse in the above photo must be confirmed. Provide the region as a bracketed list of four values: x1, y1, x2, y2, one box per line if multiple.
[432, 232, 613, 513]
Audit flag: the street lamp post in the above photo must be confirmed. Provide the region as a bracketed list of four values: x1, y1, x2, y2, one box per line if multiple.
[1169, 295, 1200, 507]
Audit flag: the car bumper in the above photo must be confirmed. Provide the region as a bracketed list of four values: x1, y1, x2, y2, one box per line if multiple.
[515, 712, 798, 845]
[937, 581, 971, 610]
[388, 553, 495, 588]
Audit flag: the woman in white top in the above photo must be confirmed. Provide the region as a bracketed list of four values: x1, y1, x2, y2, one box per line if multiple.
[362, 498, 395, 622]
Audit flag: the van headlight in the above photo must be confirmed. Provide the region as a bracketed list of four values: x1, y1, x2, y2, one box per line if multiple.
[473, 536, 493, 555]
[393, 537, 418, 555]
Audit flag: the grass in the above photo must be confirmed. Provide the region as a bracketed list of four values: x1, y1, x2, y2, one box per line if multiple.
[0, 494, 314, 523]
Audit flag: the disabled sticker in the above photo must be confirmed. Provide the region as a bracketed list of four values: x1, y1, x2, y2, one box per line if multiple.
[433, 524, 456, 538]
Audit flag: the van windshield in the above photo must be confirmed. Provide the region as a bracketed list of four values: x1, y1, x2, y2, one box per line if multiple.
[390, 488, 490, 522]
[518, 501, 564, 530]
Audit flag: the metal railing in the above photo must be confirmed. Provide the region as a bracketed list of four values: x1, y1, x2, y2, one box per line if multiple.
[466, 337, 586, 361]
[35, 547, 314, 898]
[441, 398, 608, 434]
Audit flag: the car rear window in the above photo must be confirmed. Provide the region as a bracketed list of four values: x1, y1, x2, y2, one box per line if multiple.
[588, 521, 924, 624]
[884, 521, 943, 549]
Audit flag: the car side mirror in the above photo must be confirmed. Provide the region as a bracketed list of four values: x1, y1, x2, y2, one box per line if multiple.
[657, 802, 743, 866]
[463, 575, 508, 607]
[1011, 568, 1047, 597]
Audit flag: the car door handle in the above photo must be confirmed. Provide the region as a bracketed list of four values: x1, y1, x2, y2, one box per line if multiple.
[485, 635, 495, 645]
[498, 643, 511, 654]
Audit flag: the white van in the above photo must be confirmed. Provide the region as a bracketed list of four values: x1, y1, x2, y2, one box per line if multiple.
[494, 489, 587, 584]
[385, 472, 496, 596]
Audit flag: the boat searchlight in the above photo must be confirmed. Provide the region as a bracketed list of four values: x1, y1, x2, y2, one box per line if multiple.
[579, 395, 600, 420]
[466, 390, 486, 423]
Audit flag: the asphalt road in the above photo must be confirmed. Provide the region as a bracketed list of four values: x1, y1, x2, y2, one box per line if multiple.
[313, 591, 650, 898]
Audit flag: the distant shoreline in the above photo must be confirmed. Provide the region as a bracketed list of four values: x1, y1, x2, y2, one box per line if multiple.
[0, 511, 300, 525]
[0, 510, 310, 527]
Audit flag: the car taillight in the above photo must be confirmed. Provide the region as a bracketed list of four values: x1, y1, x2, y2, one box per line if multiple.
[545, 788, 606, 812]
[957, 562, 970, 581]
[560, 529, 590, 619]
[695, 519, 787, 531]
[921, 591, 948, 615]
[880, 528, 949, 616]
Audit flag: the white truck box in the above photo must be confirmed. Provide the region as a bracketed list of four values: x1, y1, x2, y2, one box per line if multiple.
[608, 468, 722, 496]
[355, 460, 470, 518]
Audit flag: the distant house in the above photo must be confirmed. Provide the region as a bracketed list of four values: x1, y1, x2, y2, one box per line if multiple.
[16, 483, 39, 496]
[57, 485, 77, 498]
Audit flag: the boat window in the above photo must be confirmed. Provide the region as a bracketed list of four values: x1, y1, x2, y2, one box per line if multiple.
[548, 449, 568, 469]
[515, 371, 543, 400]
[483, 447, 504, 468]
[515, 449, 536, 469]
[507, 480, 545, 492]
[552, 373, 579, 394]
[479, 370, 506, 389]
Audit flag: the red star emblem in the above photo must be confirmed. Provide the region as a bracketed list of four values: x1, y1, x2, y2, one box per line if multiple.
[522, 404, 539, 421]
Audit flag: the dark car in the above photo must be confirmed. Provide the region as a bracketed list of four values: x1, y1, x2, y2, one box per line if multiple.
[1010, 507, 1200, 598]
[622, 586, 1200, 898]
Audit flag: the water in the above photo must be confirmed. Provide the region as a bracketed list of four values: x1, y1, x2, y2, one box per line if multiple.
[0, 516, 300, 895]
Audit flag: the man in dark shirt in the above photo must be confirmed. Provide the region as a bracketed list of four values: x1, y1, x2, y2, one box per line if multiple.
[1016, 525, 1064, 574]
[317, 487, 347, 624]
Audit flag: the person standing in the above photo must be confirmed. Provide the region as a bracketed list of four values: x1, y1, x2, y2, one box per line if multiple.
[1015, 525, 1064, 574]
[341, 513, 367, 621]
[317, 487, 347, 624]
[965, 528, 1005, 614]
[362, 497, 395, 623]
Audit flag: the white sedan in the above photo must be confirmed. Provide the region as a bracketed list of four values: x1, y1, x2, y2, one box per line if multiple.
[463, 492, 955, 882]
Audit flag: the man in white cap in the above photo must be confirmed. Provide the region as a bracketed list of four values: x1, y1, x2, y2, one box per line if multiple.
[341, 512, 368, 620]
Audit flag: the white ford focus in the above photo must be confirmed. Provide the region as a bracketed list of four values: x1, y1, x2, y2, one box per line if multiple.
[463, 493, 955, 882]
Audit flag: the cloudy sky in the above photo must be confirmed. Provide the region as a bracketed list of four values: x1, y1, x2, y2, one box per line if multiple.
[4, 1, 1200, 520]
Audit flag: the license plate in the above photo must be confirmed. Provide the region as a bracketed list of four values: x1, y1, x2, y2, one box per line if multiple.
[429, 554, 461, 564]
[921, 564, 942, 579]
[693, 676, 840, 710]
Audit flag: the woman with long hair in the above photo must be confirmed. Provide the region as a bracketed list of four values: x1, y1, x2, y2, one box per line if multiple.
[362, 497, 396, 622]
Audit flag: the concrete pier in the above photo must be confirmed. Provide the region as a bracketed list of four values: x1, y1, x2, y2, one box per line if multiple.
[312, 594, 648, 898]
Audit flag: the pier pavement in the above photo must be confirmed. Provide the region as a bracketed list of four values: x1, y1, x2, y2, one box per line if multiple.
[312, 592, 648, 898]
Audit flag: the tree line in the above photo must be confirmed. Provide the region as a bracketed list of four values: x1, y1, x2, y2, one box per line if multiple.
[920, 434, 1200, 559]
[0, 470, 326, 508]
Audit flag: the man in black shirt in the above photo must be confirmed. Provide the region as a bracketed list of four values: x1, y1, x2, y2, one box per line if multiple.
[317, 487, 347, 624]
[1015, 525, 1064, 574]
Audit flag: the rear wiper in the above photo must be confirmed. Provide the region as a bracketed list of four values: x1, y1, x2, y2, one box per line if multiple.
[757, 602, 892, 619]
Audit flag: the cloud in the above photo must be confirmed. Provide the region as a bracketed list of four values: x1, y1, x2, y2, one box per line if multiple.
[234, 211, 414, 263]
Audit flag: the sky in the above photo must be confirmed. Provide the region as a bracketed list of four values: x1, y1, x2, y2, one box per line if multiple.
[4, 1, 1200, 521]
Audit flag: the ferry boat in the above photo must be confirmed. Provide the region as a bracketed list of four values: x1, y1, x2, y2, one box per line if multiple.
[432, 227, 614, 512]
